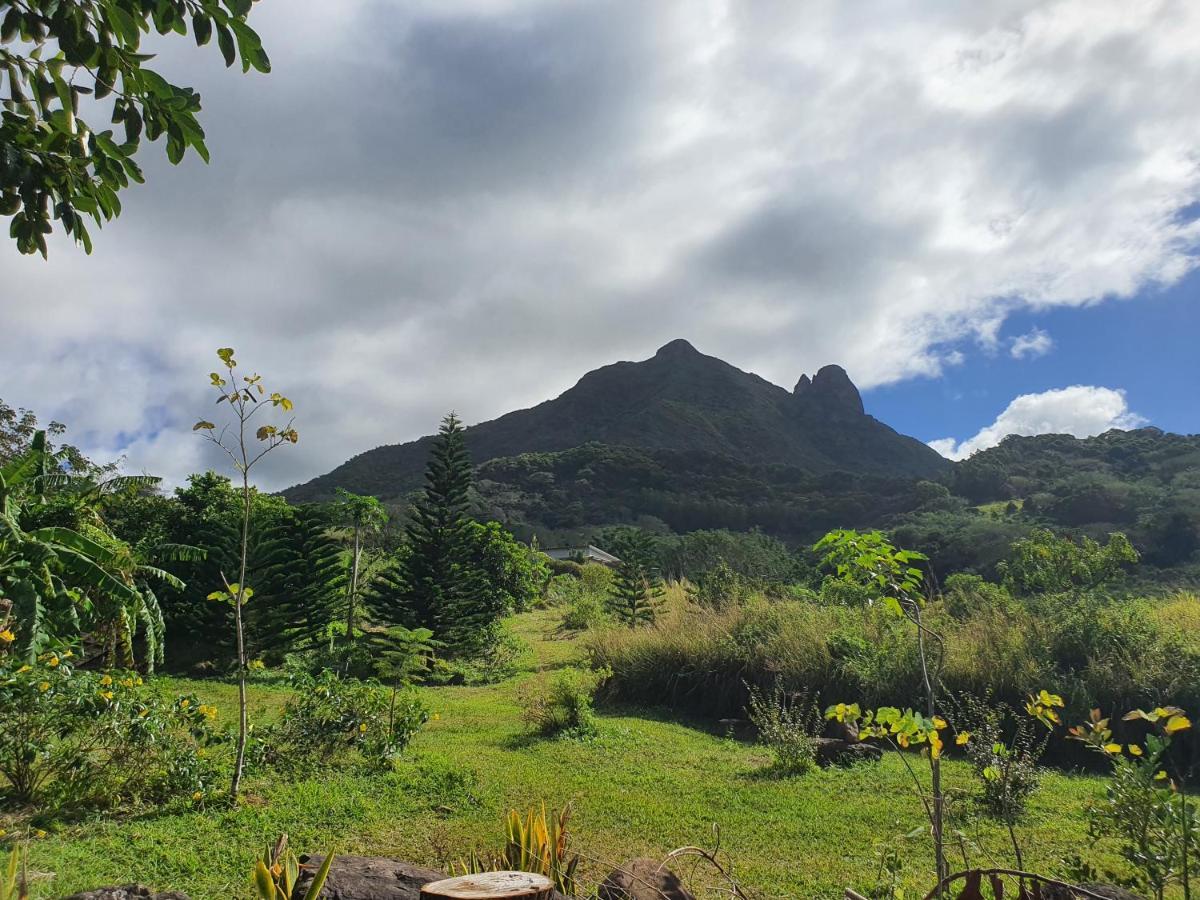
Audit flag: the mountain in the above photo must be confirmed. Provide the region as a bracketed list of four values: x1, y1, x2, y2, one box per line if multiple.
[284, 339, 950, 510]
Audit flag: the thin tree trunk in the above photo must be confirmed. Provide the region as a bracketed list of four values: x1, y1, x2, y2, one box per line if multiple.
[913, 605, 946, 896]
[230, 462, 251, 801]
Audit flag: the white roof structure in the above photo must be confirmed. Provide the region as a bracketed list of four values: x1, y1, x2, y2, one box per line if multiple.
[543, 544, 621, 566]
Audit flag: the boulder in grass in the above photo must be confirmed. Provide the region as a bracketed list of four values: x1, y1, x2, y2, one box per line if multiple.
[60, 888, 190, 900]
[597, 858, 696, 900]
[813, 737, 883, 766]
[294, 855, 447, 900]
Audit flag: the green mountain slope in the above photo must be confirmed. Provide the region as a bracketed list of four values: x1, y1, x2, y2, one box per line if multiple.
[284, 339, 950, 507]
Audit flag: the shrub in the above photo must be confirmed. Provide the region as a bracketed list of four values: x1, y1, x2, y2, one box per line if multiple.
[941, 573, 1016, 619]
[746, 684, 819, 775]
[0, 654, 218, 809]
[520, 667, 604, 738]
[688, 560, 745, 610]
[560, 591, 610, 632]
[265, 671, 427, 773]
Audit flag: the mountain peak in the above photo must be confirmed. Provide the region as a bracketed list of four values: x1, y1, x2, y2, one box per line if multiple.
[794, 364, 864, 416]
[654, 338, 700, 358]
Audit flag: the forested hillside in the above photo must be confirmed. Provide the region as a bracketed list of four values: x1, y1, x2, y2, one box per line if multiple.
[282, 345, 1198, 579]
[284, 339, 950, 503]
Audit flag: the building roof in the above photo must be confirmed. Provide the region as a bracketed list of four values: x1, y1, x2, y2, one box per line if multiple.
[543, 544, 621, 565]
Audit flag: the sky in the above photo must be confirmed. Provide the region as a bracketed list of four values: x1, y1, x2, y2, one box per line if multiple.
[2, 0, 1199, 489]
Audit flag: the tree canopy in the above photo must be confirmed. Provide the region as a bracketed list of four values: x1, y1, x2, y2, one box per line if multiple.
[1, 0, 268, 257]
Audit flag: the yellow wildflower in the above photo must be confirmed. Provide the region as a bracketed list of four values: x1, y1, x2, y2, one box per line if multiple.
[932, 716, 947, 730]
[47, 655, 60, 667]
[38, 681, 50, 692]
[100, 674, 113, 686]
[35, 829, 46, 839]
[17, 664, 31, 673]
[63, 650, 73, 659]
[120, 678, 134, 688]
[359, 723, 368, 733]
[1128, 744, 1144, 756]
[99, 690, 114, 701]
[179, 698, 190, 709]
[956, 732, 971, 745]
[432, 713, 441, 721]
[192, 791, 204, 802]
[135, 677, 143, 685]
[0, 628, 14, 643]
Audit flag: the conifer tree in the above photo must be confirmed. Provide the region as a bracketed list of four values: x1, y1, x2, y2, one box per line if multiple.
[250, 504, 344, 658]
[607, 529, 664, 628]
[390, 413, 476, 644]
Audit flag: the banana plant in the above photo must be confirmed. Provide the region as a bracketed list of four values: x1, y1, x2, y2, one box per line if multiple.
[0, 431, 199, 669]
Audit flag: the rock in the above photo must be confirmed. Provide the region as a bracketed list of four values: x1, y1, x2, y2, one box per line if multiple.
[598, 858, 696, 900]
[821, 717, 859, 743]
[60, 888, 190, 900]
[813, 737, 882, 766]
[794, 364, 865, 416]
[296, 857, 570, 900]
[295, 855, 446, 900]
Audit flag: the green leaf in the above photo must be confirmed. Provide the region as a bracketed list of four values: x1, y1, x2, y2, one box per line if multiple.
[301, 853, 336, 900]
[193, 13, 213, 46]
[216, 23, 236, 67]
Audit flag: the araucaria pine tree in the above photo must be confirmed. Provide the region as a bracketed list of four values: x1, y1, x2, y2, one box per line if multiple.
[608, 530, 664, 628]
[391, 413, 478, 650]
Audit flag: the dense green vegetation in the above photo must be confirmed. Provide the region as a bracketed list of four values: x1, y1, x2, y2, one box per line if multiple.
[1, 609, 1142, 899]
[2, 377, 1198, 900]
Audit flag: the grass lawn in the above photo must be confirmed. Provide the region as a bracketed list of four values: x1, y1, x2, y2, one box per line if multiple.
[18, 608, 1127, 899]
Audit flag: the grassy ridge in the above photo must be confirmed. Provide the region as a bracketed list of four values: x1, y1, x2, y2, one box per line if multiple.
[20, 608, 1126, 900]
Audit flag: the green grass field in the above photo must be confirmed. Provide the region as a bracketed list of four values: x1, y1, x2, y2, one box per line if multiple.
[18, 608, 1126, 900]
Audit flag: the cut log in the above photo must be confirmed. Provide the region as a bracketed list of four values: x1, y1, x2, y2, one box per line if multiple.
[419, 872, 555, 900]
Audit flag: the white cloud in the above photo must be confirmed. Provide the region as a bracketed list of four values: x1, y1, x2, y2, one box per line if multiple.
[1010, 328, 1055, 359]
[1, 0, 1198, 488]
[930, 385, 1147, 460]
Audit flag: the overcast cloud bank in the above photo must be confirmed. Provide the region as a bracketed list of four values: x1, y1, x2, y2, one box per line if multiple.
[2, 0, 1198, 488]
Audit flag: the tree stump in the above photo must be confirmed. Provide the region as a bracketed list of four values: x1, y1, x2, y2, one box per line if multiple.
[419, 872, 555, 900]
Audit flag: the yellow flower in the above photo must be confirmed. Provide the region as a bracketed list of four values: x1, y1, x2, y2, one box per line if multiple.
[956, 732, 971, 745]
[99, 690, 114, 701]
[359, 723, 368, 733]
[932, 716, 947, 730]
[47, 655, 60, 667]
[17, 665, 31, 674]
[179, 698, 191, 709]
[63, 650, 73, 659]
[35, 829, 47, 839]
[100, 674, 113, 686]
[199, 704, 217, 721]
[192, 791, 203, 802]
[1104, 742, 1123, 755]
[432, 713, 441, 721]
[38, 681, 50, 692]
[0, 628, 14, 643]
[120, 678, 134, 688]
[135, 677, 143, 685]
[1128, 744, 1144, 756]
